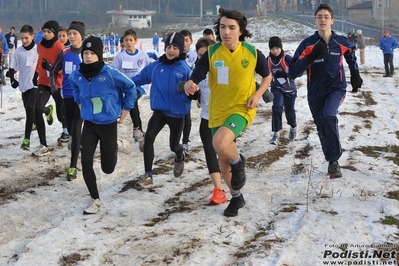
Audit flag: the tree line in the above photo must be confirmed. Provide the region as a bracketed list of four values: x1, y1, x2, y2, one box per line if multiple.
[0, 0, 257, 31]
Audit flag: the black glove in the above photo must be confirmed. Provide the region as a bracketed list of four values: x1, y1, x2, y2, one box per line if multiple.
[11, 79, 19, 89]
[177, 81, 185, 92]
[307, 43, 328, 62]
[350, 70, 363, 93]
[262, 90, 274, 103]
[274, 70, 288, 79]
[52, 88, 61, 100]
[33, 72, 38, 86]
[41, 59, 51, 71]
[8, 68, 15, 80]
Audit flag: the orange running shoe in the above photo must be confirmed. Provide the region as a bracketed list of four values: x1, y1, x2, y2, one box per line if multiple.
[208, 188, 227, 205]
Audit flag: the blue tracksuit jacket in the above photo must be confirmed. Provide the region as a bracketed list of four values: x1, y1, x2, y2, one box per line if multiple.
[132, 59, 192, 118]
[289, 31, 358, 103]
[379, 35, 399, 55]
[69, 64, 137, 125]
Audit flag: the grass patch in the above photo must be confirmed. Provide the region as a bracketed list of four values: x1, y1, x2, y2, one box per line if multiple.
[380, 216, 399, 228]
[60, 253, 90, 266]
[291, 144, 314, 175]
[361, 91, 377, 106]
[302, 122, 315, 137]
[247, 149, 288, 169]
[353, 125, 361, 133]
[295, 144, 312, 159]
[364, 120, 372, 129]
[233, 222, 284, 259]
[143, 179, 209, 226]
[386, 190, 399, 201]
[292, 162, 306, 175]
[280, 205, 298, 212]
[354, 145, 399, 166]
[340, 110, 376, 119]
[322, 210, 338, 216]
[0, 166, 64, 205]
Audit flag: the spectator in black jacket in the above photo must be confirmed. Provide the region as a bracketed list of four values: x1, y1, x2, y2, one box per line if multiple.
[5, 27, 17, 68]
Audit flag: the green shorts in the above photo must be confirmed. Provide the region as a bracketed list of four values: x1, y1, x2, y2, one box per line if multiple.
[211, 114, 247, 138]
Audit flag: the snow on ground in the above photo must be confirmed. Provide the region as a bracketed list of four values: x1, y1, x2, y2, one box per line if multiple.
[0, 16, 399, 266]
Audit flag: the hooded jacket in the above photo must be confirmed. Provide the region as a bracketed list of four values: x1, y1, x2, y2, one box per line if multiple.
[379, 35, 399, 55]
[69, 64, 136, 125]
[132, 58, 191, 118]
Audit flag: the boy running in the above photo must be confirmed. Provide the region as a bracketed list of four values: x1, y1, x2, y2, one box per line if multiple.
[183, 8, 272, 217]
[132, 32, 192, 189]
[9, 25, 38, 151]
[33, 20, 66, 156]
[69, 36, 136, 214]
[112, 29, 152, 152]
[289, 3, 363, 179]
[50, 21, 86, 181]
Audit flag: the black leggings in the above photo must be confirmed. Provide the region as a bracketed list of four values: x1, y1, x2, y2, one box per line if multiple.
[64, 98, 83, 169]
[129, 98, 142, 130]
[182, 111, 191, 144]
[81, 121, 118, 199]
[199, 118, 220, 174]
[35, 85, 66, 146]
[143, 111, 184, 172]
[22, 88, 37, 140]
[52, 89, 67, 128]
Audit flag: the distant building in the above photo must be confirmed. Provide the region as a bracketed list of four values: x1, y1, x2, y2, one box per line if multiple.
[371, 0, 399, 27]
[347, 1, 373, 22]
[106, 9, 156, 28]
[263, 0, 298, 12]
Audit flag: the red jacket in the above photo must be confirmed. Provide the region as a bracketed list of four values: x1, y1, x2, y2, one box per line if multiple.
[36, 40, 64, 88]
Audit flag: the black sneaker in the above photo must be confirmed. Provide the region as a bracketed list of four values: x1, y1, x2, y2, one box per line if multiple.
[328, 161, 342, 179]
[223, 194, 246, 217]
[58, 132, 70, 143]
[230, 154, 246, 190]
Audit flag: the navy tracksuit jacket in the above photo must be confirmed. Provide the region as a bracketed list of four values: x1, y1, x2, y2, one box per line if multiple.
[290, 31, 359, 162]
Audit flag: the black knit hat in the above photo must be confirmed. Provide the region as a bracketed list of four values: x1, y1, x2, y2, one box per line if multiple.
[68, 22, 85, 39]
[82, 36, 103, 62]
[42, 20, 59, 36]
[269, 36, 282, 50]
[165, 32, 185, 55]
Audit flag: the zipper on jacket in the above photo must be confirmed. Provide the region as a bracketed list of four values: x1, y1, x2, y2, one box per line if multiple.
[325, 43, 329, 79]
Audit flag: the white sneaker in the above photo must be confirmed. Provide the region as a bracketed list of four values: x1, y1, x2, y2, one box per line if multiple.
[83, 198, 104, 215]
[117, 138, 132, 154]
[269, 133, 279, 145]
[182, 143, 189, 155]
[32, 145, 51, 156]
[133, 128, 144, 142]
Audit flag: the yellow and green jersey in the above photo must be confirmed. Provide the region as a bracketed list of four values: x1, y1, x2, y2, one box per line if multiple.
[207, 41, 257, 128]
